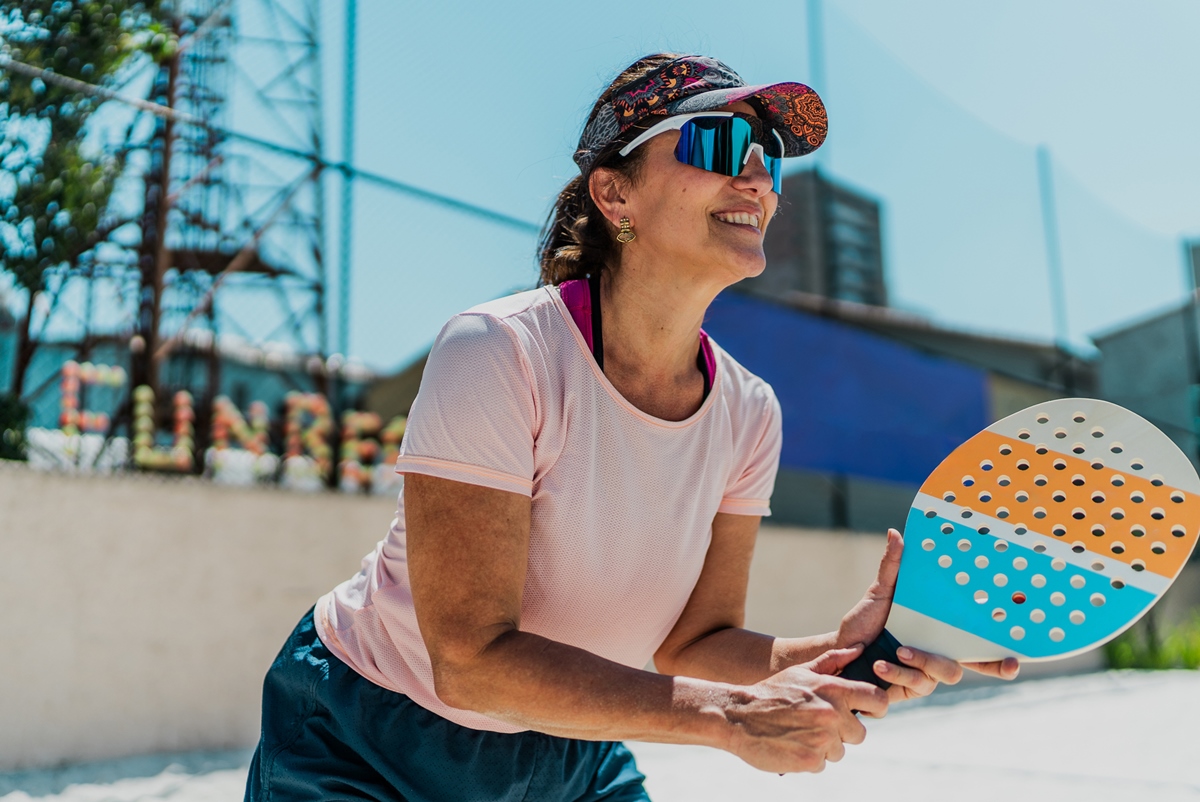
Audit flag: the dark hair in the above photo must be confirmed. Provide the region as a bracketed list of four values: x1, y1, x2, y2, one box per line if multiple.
[537, 53, 683, 286]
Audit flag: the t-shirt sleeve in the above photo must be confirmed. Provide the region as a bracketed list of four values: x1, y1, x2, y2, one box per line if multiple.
[718, 389, 783, 517]
[394, 312, 536, 496]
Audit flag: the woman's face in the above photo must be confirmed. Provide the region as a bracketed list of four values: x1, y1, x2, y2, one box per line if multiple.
[616, 101, 780, 287]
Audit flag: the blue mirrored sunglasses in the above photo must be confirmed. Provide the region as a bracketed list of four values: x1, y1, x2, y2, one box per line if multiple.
[618, 112, 785, 194]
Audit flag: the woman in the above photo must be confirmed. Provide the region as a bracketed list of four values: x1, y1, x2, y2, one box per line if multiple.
[246, 53, 1018, 802]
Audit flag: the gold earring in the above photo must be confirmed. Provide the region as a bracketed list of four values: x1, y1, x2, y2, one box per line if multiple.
[615, 217, 636, 244]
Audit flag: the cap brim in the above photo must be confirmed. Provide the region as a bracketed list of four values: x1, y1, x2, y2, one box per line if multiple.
[667, 82, 828, 158]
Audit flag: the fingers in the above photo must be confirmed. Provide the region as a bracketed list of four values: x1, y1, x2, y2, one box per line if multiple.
[962, 656, 1021, 680]
[875, 650, 1020, 708]
[874, 660, 937, 699]
[816, 685, 871, 743]
[837, 704, 871, 742]
[895, 646, 963, 685]
[837, 679, 889, 721]
[726, 670, 872, 774]
[872, 646, 963, 703]
[794, 706, 854, 769]
[803, 645, 864, 676]
[824, 736, 848, 765]
[870, 529, 904, 597]
[801, 647, 888, 720]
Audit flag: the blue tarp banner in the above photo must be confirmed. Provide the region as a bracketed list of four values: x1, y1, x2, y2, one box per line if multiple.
[704, 292, 990, 485]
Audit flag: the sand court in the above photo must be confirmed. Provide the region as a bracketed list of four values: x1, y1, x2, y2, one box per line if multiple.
[3, 670, 1196, 802]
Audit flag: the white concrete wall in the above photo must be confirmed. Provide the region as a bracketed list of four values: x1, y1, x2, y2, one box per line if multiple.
[0, 463, 395, 771]
[745, 527, 886, 638]
[0, 463, 1124, 771]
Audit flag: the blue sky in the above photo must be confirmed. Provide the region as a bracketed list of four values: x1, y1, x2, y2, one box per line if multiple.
[9, 1, 1198, 373]
[305, 0, 1200, 371]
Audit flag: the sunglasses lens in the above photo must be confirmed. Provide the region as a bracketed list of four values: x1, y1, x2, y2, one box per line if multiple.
[765, 155, 782, 195]
[675, 117, 783, 193]
[675, 117, 730, 175]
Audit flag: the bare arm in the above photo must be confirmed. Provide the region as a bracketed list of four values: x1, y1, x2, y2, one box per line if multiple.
[653, 513, 840, 685]
[655, 516, 989, 702]
[403, 473, 888, 773]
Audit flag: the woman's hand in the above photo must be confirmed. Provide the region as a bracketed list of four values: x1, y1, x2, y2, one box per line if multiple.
[835, 529, 905, 650]
[836, 529, 1019, 703]
[723, 646, 888, 774]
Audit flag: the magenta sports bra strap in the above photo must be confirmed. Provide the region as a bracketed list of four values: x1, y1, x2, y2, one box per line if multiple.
[559, 278, 595, 353]
[699, 329, 716, 385]
[558, 279, 714, 393]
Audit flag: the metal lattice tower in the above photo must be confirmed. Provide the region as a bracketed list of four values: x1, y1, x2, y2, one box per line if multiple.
[142, 0, 329, 382]
[10, 0, 331, 459]
[8, 0, 539, 463]
[211, 0, 328, 355]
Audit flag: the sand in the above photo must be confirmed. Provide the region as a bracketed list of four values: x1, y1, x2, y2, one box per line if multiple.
[3, 670, 1197, 801]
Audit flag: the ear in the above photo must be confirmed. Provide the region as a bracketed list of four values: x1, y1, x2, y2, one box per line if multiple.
[588, 167, 630, 228]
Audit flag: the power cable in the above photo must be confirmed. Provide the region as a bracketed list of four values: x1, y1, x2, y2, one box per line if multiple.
[0, 55, 541, 235]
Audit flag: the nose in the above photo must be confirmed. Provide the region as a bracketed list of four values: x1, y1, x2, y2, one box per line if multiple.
[735, 145, 775, 194]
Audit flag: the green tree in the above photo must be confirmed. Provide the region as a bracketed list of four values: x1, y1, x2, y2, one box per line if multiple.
[0, 1, 175, 403]
[0, 389, 28, 459]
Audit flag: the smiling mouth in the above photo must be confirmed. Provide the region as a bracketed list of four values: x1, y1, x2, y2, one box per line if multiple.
[713, 212, 760, 230]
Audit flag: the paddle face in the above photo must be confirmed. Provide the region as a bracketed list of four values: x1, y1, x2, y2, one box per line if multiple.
[888, 398, 1200, 662]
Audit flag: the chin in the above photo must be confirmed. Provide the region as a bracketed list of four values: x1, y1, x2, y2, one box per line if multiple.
[711, 257, 766, 290]
[730, 250, 767, 280]
[691, 239, 766, 286]
[742, 257, 767, 279]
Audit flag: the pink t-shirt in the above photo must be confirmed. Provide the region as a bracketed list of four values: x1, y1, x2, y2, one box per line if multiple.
[315, 286, 783, 733]
[557, 278, 717, 386]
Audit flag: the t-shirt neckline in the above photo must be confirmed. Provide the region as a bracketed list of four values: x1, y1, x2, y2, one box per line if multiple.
[546, 285, 719, 429]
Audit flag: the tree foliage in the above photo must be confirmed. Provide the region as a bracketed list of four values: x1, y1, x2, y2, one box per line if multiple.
[1105, 611, 1200, 671]
[1, 1, 175, 286]
[0, 390, 28, 459]
[0, 1, 176, 398]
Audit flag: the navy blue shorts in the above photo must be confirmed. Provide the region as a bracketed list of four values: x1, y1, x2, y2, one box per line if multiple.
[245, 609, 650, 801]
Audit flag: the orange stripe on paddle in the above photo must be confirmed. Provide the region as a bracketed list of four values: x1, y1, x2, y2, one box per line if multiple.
[922, 430, 1198, 581]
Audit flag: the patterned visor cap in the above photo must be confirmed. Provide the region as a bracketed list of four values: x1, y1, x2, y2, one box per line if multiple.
[574, 55, 828, 174]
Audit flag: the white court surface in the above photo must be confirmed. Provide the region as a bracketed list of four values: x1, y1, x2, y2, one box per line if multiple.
[2, 670, 1197, 802]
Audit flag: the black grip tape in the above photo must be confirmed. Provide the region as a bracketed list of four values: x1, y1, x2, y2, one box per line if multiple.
[839, 629, 903, 690]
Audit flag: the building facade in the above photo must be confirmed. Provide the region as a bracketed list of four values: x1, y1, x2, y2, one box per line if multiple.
[1093, 298, 1200, 471]
[740, 169, 888, 307]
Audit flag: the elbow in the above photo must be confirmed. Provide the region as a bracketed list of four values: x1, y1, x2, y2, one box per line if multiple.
[652, 643, 684, 676]
[654, 624, 739, 677]
[427, 648, 481, 710]
[425, 627, 515, 711]
[430, 665, 469, 710]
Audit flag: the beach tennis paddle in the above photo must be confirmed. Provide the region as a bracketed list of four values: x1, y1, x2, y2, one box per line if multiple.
[841, 398, 1200, 687]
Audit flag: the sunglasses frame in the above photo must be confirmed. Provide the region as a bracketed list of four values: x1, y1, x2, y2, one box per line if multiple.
[617, 111, 786, 191]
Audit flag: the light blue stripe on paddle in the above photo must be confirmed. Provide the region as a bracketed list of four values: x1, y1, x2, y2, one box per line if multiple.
[895, 509, 1157, 658]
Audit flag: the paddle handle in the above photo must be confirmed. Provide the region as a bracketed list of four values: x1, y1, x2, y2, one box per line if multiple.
[840, 629, 902, 690]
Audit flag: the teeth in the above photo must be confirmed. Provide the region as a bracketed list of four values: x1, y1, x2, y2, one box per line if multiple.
[715, 212, 760, 228]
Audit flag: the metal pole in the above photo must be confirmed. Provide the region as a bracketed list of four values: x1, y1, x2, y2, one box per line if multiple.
[1036, 145, 1072, 392]
[1184, 239, 1199, 294]
[338, 0, 358, 360]
[0, 55, 540, 234]
[807, 0, 827, 170]
[133, 53, 180, 395]
[1179, 239, 1200, 465]
[308, 0, 330, 361]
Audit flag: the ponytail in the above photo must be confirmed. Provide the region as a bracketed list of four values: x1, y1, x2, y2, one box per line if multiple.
[537, 53, 682, 285]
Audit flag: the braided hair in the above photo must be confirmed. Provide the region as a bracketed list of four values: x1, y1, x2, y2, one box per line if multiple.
[537, 53, 682, 286]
